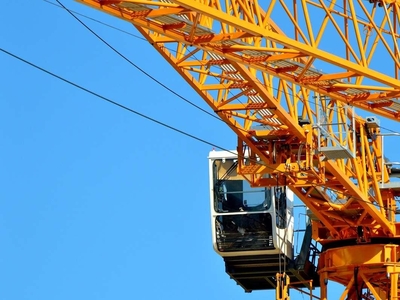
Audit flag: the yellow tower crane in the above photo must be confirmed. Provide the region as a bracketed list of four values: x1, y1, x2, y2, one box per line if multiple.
[75, 0, 400, 298]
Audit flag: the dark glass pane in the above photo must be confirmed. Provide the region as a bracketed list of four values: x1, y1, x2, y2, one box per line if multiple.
[275, 189, 287, 229]
[213, 159, 272, 213]
[215, 213, 275, 252]
[215, 180, 272, 213]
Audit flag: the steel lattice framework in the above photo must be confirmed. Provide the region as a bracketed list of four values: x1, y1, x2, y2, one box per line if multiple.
[75, 0, 400, 298]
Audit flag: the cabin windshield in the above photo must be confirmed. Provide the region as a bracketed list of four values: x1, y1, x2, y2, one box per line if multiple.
[215, 213, 274, 252]
[213, 159, 271, 213]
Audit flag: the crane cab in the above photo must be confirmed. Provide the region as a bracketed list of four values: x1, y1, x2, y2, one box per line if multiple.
[209, 150, 294, 292]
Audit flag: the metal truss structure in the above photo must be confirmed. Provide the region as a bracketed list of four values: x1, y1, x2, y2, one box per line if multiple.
[75, 0, 400, 298]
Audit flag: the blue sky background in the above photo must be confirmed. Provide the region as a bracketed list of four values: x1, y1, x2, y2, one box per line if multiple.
[1, 1, 400, 300]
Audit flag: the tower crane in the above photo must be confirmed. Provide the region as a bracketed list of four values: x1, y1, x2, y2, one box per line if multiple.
[75, 0, 400, 298]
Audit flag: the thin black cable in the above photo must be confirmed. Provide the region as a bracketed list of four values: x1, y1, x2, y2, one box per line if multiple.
[43, 0, 300, 117]
[54, 0, 221, 122]
[39, 4, 378, 179]
[378, 125, 400, 135]
[0, 46, 394, 227]
[43, 0, 146, 41]
[50, 0, 400, 127]
[44, 0, 256, 139]
[2, 46, 395, 239]
[46, 0, 326, 132]
[23, 2, 400, 222]
[56, 0, 400, 233]
[46, 0, 400, 129]
[0, 47, 224, 151]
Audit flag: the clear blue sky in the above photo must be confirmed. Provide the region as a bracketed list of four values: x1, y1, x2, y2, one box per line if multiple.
[1, 1, 400, 300]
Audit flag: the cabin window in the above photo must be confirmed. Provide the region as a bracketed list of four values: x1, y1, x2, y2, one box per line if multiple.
[215, 213, 274, 252]
[275, 188, 287, 229]
[213, 159, 272, 213]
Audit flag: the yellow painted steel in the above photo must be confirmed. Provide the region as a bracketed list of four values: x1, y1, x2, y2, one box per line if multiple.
[320, 245, 400, 299]
[77, 0, 400, 119]
[276, 273, 290, 300]
[74, 0, 400, 298]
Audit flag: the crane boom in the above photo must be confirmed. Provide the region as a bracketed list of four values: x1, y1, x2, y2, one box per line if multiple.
[77, 0, 400, 120]
[75, 0, 400, 298]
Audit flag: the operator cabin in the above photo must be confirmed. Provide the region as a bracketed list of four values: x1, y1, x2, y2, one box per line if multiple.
[208, 150, 294, 292]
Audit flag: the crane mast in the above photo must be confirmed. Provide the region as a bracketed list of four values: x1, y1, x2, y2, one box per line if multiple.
[75, 0, 400, 298]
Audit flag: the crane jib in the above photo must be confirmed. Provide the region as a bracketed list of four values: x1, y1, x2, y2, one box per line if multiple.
[75, 0, 400, 299]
